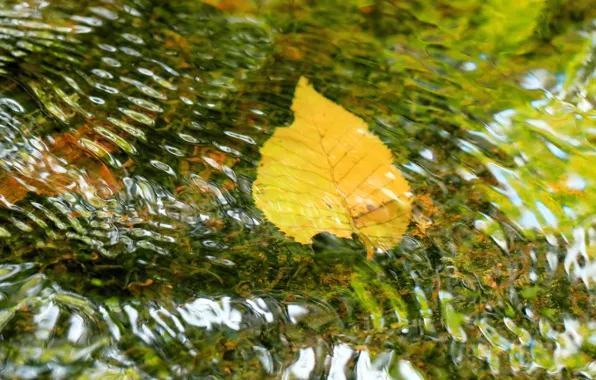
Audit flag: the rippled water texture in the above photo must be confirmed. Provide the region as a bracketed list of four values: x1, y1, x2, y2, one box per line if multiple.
[0, 0, 595, 378]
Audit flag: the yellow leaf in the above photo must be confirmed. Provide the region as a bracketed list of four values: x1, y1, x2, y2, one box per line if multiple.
[253, 77, 412, 259]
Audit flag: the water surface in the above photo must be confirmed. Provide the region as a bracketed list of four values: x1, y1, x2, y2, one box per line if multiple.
[0, 0, 595, 378]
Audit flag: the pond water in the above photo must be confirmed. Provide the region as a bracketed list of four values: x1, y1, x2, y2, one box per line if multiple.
[0, 0, 595, 378]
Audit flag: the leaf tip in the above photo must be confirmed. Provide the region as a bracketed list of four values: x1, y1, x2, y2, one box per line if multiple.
[297, 76, 310, 89]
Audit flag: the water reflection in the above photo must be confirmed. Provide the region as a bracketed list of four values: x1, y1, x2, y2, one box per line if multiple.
[0, 0, 594, 378]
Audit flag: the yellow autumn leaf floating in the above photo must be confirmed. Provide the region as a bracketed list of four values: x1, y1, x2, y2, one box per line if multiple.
[253, 77, 412, 259]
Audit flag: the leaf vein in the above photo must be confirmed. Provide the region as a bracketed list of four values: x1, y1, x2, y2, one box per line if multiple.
[268, 141, 328, 170]
[335, 154, 367, 185]
[270, 135, 324, 158]
[261, 199, 344, 215]
[257, 172, 334, 187]
[357, 210, 410, 229]
[257, 185, 336, 197]
[343, 162, 387, 198]
[263, 163, 332, 183]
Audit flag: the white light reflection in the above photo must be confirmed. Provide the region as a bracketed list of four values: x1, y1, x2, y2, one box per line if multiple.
[177, 297, 242, 331]
[283, 347, 315, 380]
[327, 344, 354, 380]
[355, 350, 395, 379]
[287, 303, 309, 324]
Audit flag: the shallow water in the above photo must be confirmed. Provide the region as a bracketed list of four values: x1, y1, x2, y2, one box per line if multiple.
[0, 0, 595, 378]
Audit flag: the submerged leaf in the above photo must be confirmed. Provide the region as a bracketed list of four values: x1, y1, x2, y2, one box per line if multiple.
[253, 77, 412, 259]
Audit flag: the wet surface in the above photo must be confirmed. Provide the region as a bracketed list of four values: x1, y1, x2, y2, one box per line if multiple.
[0, 0, 595, 378]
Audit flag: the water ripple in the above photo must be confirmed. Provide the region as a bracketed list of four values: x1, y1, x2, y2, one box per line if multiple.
[0, 0, 594, 378]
